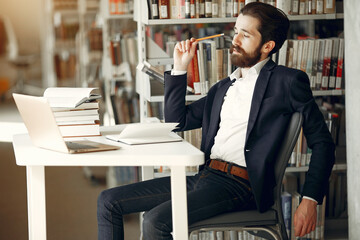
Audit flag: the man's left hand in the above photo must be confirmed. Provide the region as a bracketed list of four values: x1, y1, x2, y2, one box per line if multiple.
[294, 198, 317, 237]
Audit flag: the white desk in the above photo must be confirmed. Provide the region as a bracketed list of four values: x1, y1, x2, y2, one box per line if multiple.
[12, 127, 204, 240]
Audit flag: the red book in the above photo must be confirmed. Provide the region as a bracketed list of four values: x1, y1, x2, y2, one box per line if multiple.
[335, 39, 344, 90]
[321, 39, 332, 90]
[187, 51, 200, 94]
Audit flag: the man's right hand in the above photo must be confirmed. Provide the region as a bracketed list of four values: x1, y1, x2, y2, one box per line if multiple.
[173, 38, 198, 72]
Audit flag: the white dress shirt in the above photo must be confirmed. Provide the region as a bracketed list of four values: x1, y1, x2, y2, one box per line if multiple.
[210, 58, 270, 167]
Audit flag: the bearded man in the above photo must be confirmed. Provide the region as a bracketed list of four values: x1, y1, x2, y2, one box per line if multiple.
[97, 3, 335, 239]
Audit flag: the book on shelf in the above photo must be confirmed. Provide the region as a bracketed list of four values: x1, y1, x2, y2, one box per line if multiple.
[335, 38, 344, 90]
[289, 127, 312, 168]
[159, 0, 170, 19]
[328, 38, 340, 90]
[321, 39, 333, 90]
[43, 87, 101, 108]
[276, 37, 344, 91]
[111, 90, 137, 124]
[54, 53, 77, 81]
[109, 33, 138, 78]
[316, 0, 324, 14]
[146, 0, 339, 19]
[281, 191, 292, 238]
[108, 0, 134, 15]
[187, 49, 201, 94]
[324, 0, 336, 14]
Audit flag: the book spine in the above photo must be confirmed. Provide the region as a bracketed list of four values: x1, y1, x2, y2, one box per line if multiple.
[335, 38, 344, 90]
[199, 0, 205, 18]
[321, 39, 333, 90]
[218, 0, 226, 18]
[159, 0, 170, 19]
[190, 0, 196, 18]
[233, 0, 239, 17]
[316, 0, 324, 14]
[109, 0, 117, 15]
[170, 0, 178, 18]
[277, 0, 292, 15]
[292, 0, 300, 15]
[299, 0, 306, 15]
[316, 39, 325, 90]
[306, 39, 315, 79]
[226, 0, 232, 17]
[324, 0, 335, 14]
[205, 0, 212, 18]
[151, 0, 159, 19]
[178, 0, 186, 18]
[212, 0, 219, 18]
[328, 38, 339, 90]
[185, 0, 191, 18]
[281, 192, 292, 238]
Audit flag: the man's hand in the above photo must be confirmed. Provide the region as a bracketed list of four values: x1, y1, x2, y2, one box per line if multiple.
[173, 38, 198, 71]
[294, 198, 317, 237]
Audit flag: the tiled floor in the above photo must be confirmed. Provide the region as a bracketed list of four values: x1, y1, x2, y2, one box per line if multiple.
[0, 99, 140, 240]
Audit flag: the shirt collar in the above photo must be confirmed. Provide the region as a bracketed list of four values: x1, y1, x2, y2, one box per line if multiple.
[229, 57, 270, 81]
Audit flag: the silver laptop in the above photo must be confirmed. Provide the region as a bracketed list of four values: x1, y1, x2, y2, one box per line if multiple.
[13, 93, 120, 153]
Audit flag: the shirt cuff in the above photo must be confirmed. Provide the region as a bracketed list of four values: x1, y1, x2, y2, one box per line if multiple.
[302, 196, 318, 204]
[171, 69, 187, 76]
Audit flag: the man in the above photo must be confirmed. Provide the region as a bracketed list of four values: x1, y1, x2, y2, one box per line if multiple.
[97, 2, 335, 239]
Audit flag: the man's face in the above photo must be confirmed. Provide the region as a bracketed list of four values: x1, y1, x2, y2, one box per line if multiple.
[230, 14, 264, 68]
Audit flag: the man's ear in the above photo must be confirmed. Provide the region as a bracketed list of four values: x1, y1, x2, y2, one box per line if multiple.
[262, 41, 275, 54]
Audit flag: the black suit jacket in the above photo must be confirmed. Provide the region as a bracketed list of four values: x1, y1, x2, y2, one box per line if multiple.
[164, 60, 335, 212]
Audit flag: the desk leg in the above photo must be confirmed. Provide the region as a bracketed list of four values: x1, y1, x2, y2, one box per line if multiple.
[170, 166, 188, 240]
[26, 166, 47, 240]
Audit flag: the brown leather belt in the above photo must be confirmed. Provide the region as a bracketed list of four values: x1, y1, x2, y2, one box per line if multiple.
[208, 159, 249, 181]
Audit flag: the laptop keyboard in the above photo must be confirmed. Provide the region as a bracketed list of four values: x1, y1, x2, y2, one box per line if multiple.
[66, 141, 98, 150]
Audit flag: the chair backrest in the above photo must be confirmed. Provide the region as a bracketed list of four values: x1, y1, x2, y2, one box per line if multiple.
[272, 112, 303, 238]
[273, 112, 303, 203]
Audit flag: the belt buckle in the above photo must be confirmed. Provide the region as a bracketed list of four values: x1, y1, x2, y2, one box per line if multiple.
[226, 162, 233, 174]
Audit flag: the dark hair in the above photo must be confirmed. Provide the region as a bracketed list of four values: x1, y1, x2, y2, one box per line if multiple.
[240, 2, 290, 55]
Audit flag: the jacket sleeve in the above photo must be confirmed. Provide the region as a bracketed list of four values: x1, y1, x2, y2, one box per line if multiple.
[163, 71, 206, 131]
[289, 70, 335, 204]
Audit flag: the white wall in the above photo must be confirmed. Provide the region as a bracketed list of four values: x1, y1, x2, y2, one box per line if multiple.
[344, 0, 360, 239]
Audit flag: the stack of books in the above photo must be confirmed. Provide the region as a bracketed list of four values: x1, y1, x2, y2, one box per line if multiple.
[43, 87, 102, 138]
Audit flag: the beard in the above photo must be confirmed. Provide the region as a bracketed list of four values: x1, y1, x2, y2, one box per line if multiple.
[230, 43, 262, 68]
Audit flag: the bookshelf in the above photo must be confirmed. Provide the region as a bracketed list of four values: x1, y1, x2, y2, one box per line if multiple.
[99, 0, 139, 188]
[77, 0, 102, 88]
[42, 0, 103, 88]
[134, 1, 347, 239]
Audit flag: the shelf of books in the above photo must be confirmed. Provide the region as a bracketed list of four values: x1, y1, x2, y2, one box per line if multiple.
[100, 0, 140, 188]
[42, 0, 104, 87]
[135, 1, 345, 110]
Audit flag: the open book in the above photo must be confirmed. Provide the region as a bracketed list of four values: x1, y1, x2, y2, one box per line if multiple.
[43, 87, 101, 108]
[105, 122, 182, 145]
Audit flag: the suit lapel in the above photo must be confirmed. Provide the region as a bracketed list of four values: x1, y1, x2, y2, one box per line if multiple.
[246, 60, 276, 142]
[204, 78, 233, 150]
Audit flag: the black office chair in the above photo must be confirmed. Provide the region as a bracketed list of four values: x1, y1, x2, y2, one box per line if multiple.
[189, 112, 303, 240]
